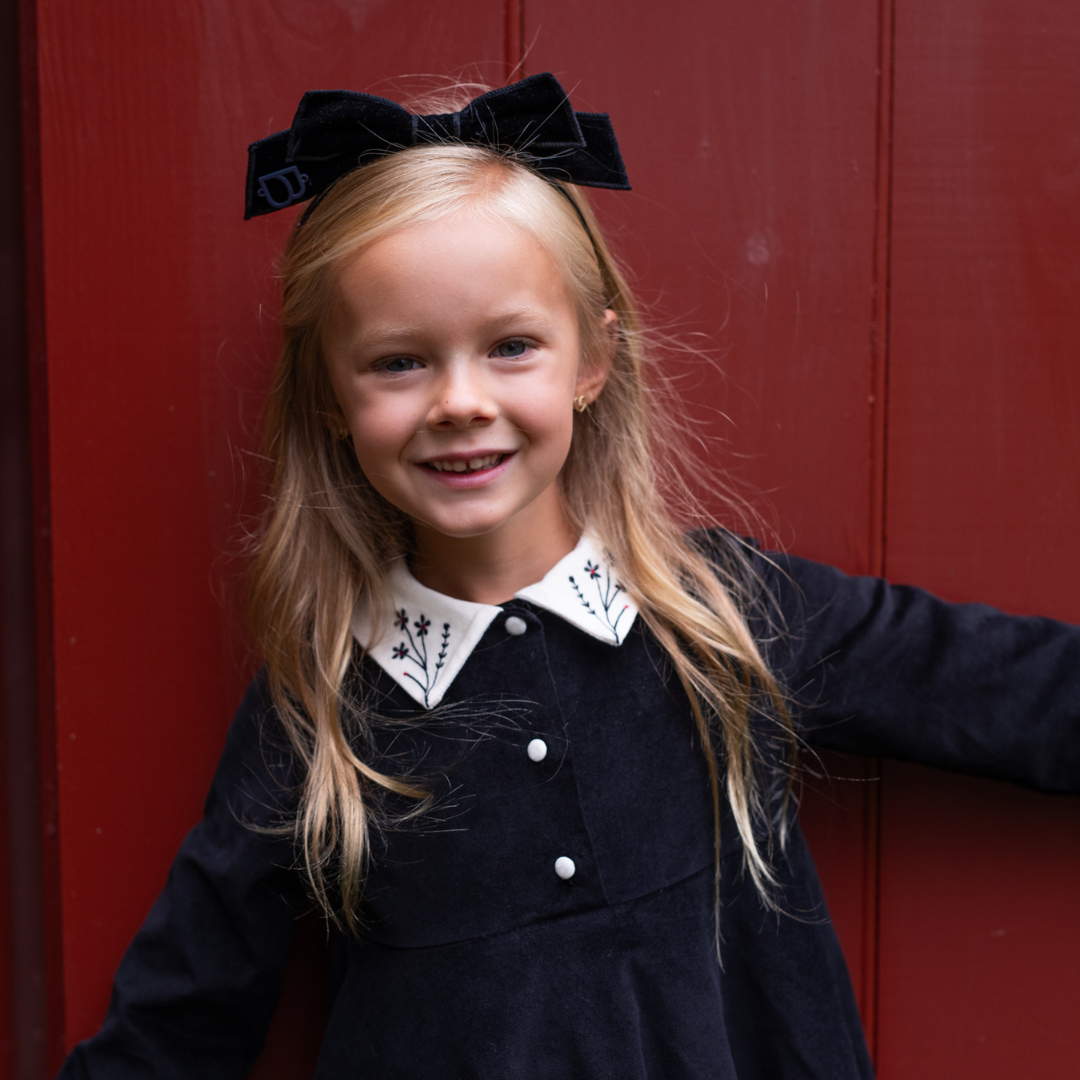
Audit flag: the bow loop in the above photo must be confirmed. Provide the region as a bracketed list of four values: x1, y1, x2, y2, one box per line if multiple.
[449, 75, 585, 152]
[288, 90, 414, 161]
[245, 73, 630, 220]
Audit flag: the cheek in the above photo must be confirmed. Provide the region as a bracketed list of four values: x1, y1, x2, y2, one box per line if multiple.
[510, 382, 574, 444]
[345, 395, 420, 473]
[511, 395, 577, 489]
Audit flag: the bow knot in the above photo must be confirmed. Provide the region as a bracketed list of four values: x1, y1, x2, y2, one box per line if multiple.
[413, 112, 463, 143]
[245, 73, 630, 219]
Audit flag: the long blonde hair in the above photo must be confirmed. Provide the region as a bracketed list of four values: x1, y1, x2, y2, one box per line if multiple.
[249, 135, 795, 931]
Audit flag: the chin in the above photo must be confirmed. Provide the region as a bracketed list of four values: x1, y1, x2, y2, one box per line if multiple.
[426, 523, 508, 541]
[412, 512, 508, 540]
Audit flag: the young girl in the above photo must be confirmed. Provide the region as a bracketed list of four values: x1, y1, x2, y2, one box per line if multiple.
[60, 74, 1079, 1080]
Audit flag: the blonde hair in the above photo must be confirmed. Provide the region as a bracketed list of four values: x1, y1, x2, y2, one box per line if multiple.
[249, 136, 795, 933]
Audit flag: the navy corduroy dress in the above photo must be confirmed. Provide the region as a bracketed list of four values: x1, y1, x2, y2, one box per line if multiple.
[59, 535, 1080, 1079]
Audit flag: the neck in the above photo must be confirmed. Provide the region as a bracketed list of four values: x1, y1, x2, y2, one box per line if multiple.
[410, 501, 578, 605]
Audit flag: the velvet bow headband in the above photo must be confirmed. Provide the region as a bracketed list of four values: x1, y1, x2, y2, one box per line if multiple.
[244, 72, 631, 220]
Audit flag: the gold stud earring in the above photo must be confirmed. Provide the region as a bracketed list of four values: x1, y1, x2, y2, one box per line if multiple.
[573, 395, 589, 413]
[332, 421, 351, 440]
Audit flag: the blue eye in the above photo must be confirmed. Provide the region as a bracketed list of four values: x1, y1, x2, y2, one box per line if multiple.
[493, 340, 528, 358]
[382, 356, 420, 373]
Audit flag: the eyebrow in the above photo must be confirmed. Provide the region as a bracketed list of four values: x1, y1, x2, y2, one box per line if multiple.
[351, 309, 556, 350]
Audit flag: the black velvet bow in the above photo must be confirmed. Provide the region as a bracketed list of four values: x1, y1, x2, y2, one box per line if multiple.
[244, 72, 630, 219]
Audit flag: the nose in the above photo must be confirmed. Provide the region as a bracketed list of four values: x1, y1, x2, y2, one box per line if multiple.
[426, 360, 497, 429]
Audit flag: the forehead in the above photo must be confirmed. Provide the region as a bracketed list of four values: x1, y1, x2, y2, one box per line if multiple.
[332, 213, 573, 320]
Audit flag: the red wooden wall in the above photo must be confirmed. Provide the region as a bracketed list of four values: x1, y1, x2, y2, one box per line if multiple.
[3, 0, 1078, 1077]
[879, 1, 1080, 1069]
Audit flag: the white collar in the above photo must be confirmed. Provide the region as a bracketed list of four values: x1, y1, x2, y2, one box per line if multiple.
[351, 534, 639, 708]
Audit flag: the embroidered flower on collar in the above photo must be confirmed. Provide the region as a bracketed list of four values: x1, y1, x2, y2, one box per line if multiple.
[351, 534, 640, 709]
[389, 613, 451, 706]
[569, 559, 630, 642]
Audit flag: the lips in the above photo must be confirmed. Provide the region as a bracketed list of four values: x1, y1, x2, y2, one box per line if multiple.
[423, 453, 505, 474]
[416, 450, 516, 489]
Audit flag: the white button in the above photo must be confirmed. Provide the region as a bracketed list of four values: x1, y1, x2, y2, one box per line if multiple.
[527, 738, 548, 762]
[504, 615, 528, 636]
[554, 856, 576, 880]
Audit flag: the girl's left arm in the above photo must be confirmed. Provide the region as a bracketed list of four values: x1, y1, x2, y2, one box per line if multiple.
[754, 549, 1080, 793]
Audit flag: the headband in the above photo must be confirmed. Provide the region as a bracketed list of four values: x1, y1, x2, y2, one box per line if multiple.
[244, 72, 631, 220]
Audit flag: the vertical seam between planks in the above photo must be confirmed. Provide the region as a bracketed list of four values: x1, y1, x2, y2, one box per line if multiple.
[505, 0, 525, 82]
[867, 0, 897, 1068]
[519, 0, 526, 78]
[871, 2, 896, 578]
[17, 0, 67, 1071]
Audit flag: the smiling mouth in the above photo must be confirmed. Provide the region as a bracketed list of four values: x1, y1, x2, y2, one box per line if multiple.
[423, 453, 507, 474]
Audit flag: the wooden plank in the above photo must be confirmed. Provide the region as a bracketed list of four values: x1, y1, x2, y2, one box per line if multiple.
[33, 0, 506, 1070]
[887, 0, 1080, 618]
[878, 765, 1080, 1076]
[0, 3, 29, 1073]
[881, 0, 1080, 1074]
[525, 0, 886, 1032]
[526, 0, 883, 568]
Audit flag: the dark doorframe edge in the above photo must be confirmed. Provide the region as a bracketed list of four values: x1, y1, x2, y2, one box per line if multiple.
[3, 0, 65, 1074]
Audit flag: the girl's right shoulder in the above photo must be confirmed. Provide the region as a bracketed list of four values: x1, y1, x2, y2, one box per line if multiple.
[204, 670, 303, 830]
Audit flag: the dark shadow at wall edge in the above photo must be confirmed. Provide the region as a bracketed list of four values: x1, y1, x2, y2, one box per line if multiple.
[2, 0, 61, 1076]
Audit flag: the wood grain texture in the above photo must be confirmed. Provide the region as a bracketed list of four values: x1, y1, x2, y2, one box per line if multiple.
[879, 1, 1080, 1075]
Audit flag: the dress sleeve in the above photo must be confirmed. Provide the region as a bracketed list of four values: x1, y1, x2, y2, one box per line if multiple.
[748, 547, 1080, 794]
[57, 676, 309, 1080]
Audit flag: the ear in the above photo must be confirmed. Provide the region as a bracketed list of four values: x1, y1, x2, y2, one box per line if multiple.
[575, 309, 618, 405]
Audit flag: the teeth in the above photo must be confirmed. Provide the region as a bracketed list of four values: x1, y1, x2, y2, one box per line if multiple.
[428, 454, 502, 473]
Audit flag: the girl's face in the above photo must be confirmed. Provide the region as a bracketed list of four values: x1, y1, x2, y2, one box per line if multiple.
[323, 213, 610, 548]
